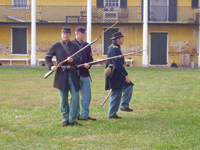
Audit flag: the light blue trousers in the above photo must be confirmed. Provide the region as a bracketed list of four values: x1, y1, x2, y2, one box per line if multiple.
[108, 85, 133, 118]
[78, 76, 91, 119]
[58, 74, 79, 123]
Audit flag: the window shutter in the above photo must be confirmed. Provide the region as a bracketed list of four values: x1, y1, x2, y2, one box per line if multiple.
[97, 0, 104, 8]
[192, 0, 198, 8]
[169, 0, 177, 21]
[12, 28, 20, 54]
[20, 28, 27, 54]
[120, 0, 127, 9]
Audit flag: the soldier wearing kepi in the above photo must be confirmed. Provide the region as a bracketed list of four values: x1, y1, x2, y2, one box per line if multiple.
[72, 26, 96, 121]
[45, 27, 82, 126]
[105, 31, 134, 119]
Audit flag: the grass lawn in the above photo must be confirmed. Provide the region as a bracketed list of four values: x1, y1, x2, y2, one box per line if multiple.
[0, 67, 200, 150]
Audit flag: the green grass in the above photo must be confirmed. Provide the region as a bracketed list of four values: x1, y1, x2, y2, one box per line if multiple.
[0, 67, 200, 150]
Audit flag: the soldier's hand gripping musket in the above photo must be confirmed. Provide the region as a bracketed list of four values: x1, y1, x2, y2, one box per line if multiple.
[44, 22, 118, 79]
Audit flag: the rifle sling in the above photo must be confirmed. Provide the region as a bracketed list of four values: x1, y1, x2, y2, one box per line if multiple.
[74, 40, 87, 54]
[60, 41, 73, 56]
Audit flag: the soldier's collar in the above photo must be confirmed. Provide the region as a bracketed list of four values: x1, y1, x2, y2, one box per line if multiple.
[75, 38, 83, 44]
[113, 42, 120, 48]
[62, 40, 71, 46]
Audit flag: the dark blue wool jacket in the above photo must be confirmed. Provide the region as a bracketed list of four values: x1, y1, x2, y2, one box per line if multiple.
[45, 40, 81, 92]
[105, 42, 134, 90]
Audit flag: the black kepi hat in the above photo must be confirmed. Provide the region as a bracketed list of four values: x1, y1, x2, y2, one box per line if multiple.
[110, 31, 125, 40]
[75, 26, 87, 33]
[61, 27, 71, 33]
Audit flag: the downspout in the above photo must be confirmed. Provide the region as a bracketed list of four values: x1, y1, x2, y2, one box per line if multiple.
[87, 0, 92, 43]
[198, 1, 200, 68]
[31, 0, 36, 66]
[143, 0, 148, 67]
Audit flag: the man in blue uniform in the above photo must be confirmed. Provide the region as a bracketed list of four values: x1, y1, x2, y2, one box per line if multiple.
[105, 31, 134, 119]
[72, 26, 96, 121]
[45, 27, 82, 126]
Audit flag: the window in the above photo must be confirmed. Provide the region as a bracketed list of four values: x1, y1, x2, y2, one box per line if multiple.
[192, 0, 199, 8]
[12, 27, 28, 55]
[97, 0, 127, 9]
[12, 0, 28, 9]
[104, 0, 120, 7]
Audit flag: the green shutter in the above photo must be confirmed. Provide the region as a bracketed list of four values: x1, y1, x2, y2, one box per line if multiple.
[192, 0, 198, 8]
[97, 0, 104, 8]
[12, 28, 19, 54]
[169, 0, 177, 21]
[120, 0, 127, 9]
[20, 28, 27, 54]
[158, 33, 167, 64]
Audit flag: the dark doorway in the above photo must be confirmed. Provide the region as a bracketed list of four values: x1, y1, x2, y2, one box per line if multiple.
[103, 28, 118, 55]
[150, 33, 168, 65]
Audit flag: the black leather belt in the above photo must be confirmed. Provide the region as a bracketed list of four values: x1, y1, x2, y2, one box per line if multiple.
[61, 65, 75, 71]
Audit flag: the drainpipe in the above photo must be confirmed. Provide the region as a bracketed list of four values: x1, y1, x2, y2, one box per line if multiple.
[87, 0, 92, 43]
[31, 0, 36, 66]
[143, 0, 148, 67]
[198, 2, 200, 68]
[198, 15, 200, 68]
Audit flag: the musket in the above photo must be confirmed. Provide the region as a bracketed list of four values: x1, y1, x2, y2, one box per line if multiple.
[101, 89, 112, 107]
[44, 22, 118, 79]
[77, 49, 146, 68]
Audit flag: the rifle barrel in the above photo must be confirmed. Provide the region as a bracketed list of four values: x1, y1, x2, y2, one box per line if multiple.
[77, 50, 146, 68]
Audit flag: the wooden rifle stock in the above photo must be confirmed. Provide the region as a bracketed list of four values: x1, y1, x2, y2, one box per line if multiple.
[44, 22, 118, 79]
[77, 49, 146, 68]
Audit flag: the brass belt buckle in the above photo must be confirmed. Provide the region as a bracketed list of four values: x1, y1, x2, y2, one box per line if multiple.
[66, 65, 71, 69]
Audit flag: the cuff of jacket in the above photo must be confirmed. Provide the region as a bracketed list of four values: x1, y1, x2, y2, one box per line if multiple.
[47, 63, 54, 70]
[45, 55, 54, 70]
[121, 70, 128, 77]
